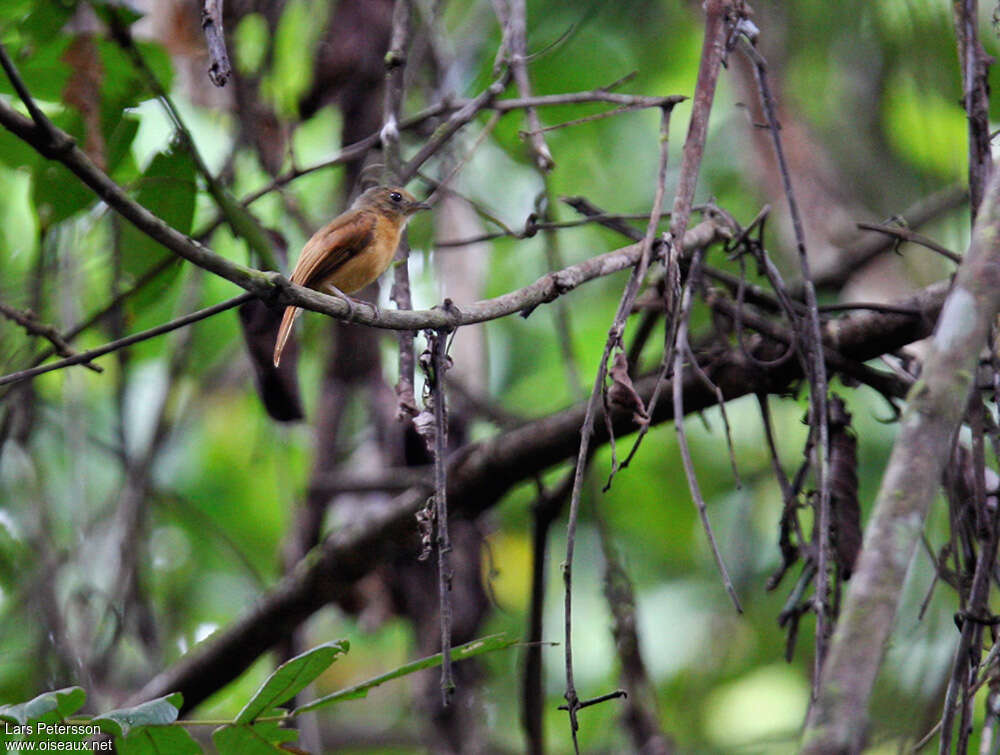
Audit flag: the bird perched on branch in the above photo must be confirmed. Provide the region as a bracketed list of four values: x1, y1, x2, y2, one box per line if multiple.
[272, 186, 430, 367]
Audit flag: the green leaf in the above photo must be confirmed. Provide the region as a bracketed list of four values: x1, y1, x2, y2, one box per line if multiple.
[31, 162, 96, 226]
[105, 114, 140, 175]
[91, 0, 144, 28]
[116, 724, 202, 755]
[235, 640, 349, 724]
[93, 693, 183, 738]
[120, 143, 197, 323]
[30, 114, 95, 225]
[234, 14, 269, 76]
[0, 35, 71, 102]
[0, 687, 86, 725]
[212, 719, 297, 755]
[0, 124, 41, 170]
[293, 634, 516, 715]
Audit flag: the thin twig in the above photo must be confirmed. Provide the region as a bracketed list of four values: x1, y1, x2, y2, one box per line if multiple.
[503, 0, 554, 171]
[618, 3, 741, 578]
[218, 89, 683, 227]
[0, 42, 69, 150]
[816, 184, 967, 290]
[0, 299, 101, 373]
[0, 293, 255, 387]
[106, 14, 277, 270]
[561, 103, 677, 752]
[398, 70, 512, 184]
[739, 31, 833, 685]
[130, 277, 948, 715]
[522, 467, 578, 755]
[33, 257, 178, 367]
[855, 222, 962, 264]
[673, 253, 742, 610]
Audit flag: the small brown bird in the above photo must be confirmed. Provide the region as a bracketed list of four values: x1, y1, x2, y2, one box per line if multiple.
[272, 186, 430, 367]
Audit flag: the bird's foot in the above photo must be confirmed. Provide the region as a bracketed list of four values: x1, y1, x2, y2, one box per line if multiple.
[324, 284, 357, 321]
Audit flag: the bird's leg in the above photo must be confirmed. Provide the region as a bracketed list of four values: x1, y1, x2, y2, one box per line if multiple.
[323, 283, 357, 321]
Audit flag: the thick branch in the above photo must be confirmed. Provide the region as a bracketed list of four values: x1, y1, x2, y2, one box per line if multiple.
[802, 165, 1000, 754]
[0, 97, 716, 336]
[130, 280, 947, 713]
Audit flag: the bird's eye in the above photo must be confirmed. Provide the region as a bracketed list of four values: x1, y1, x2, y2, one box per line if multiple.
[389, 191, 403, 203]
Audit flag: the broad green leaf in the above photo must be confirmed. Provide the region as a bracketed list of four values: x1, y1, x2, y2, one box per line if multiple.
[0, 0, 35, 25]
[212, 719, 297, 755]
[30, 114, 94, 225]
[293, 634, 516, 714]
[120, 144, 197, 324]
[235, 640, 349, 724]
[122, 145, 197, 278]
[0, 687, 86, 725]
[0, 35, 71, 102]
[116, 724, 202, 755]
[31, 161, 96, 226]
[93, 693, 183, 738]
[15, 2, 78, 44]
[95, 40, 149, 110]
[136, 41, 174, 94]
[0, 124, 40, 170]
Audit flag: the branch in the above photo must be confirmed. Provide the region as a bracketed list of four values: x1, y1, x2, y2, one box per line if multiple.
[0, 299, 102, 374]
[954, 0, 993, 217]
[740, 29, 834, 682]
[0, 94, 719, 336]
[814, 184, 967, 290]
[801, 164, 1000, 754]
[0, 97, 267, 293]
[0, 293, 255, 387]
[504, 0, 554, 171]
[127, 247, 950, 717]
[561, 104, 677, 749]
[201, 0, 232, 87]
[383, 0, 419, 419]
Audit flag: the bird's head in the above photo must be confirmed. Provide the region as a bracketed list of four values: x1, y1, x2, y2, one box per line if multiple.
[353, 186, 431, 221]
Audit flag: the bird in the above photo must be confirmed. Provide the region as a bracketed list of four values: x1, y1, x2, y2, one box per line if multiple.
[272, 186, 430, 367]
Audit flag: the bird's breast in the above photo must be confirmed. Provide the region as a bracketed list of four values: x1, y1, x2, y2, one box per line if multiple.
[325, 216, 404, 294]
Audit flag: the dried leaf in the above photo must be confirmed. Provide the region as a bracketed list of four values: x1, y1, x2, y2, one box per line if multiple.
[828, 396, 861, 578]
[607, 351, 649, 426]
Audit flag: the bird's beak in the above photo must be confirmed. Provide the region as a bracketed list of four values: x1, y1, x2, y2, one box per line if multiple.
[409, 200, 432, 213]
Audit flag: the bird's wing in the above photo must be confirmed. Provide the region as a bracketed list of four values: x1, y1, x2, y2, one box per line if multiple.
[290, 209, 378, 288]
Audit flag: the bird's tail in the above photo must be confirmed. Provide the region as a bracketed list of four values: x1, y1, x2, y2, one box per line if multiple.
[272, 306, 300, 367]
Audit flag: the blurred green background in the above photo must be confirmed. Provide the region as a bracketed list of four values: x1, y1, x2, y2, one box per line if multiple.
[0, 0, 988, 752]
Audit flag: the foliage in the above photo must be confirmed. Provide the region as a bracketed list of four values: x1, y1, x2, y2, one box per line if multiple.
[0, 636, 511, 753]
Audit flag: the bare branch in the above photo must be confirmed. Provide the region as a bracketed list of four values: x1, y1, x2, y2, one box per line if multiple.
[802, 164, 1000, 754]
[954, 0, 993, 217]
[739, 30, 834, 682]
[0, 299, 101, 373]
[201, 0, 232, 87]
[562, 104, 676, 749]
[0, 294, 255, 388]
[129, 278, 947, 714]
[504, 0, 554, 171]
